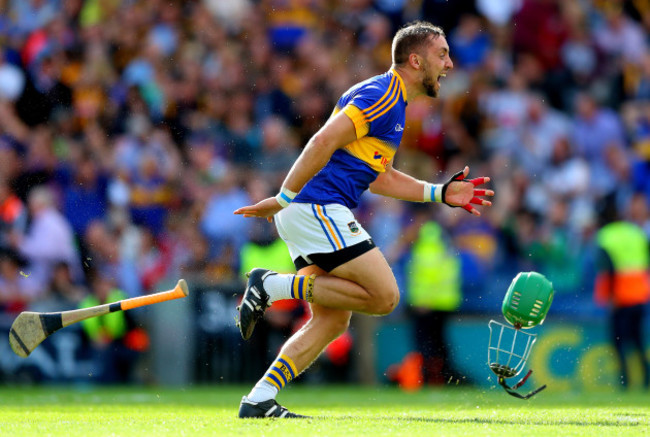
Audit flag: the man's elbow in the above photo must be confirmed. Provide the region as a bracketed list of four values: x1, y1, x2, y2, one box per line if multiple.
[309, 132, 339, 154]
[369, 177, 389, 195]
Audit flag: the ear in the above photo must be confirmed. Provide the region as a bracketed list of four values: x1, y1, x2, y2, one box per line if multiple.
[408, 53, 421, 70]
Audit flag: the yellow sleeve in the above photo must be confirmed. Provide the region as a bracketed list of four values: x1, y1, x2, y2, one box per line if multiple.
[342, 104, 370, 139]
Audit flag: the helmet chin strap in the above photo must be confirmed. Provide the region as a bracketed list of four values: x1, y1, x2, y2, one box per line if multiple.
[497, 370, 547, 400]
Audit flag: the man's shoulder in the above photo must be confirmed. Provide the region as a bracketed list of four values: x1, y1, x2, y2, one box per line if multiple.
[341, 72, 392, 102]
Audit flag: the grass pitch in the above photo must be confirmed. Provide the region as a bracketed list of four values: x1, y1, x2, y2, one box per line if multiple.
[0, 385, 648, 436]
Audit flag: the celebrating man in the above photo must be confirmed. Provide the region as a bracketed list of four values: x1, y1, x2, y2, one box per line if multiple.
[234, 21, 493, 418]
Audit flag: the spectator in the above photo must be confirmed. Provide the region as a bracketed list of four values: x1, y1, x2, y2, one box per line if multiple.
[253, 116, 300, 187]
[512, 0, 568, 71]
[542, 136, 592, 232]
[200, 165, 251, 266]
[59, 151, 108, 236]
[0, 176, 27, 250]
[571, 92, 626, 197]
[510, 94, 572, 177]
[80, 272, 147, 383]
[15, 185, 81, 288]
[0, 48, 26, 101]
[593, 206, 650, 389]
[405, 217, 465, 385]
[593, 3, 646, 66]
[0, 247, 41, 313]
[449, 14, 492, 70]
[29, 260, 87, 312]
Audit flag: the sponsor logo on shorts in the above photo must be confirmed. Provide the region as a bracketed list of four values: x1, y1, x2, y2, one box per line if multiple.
[348, 221, 361, 235]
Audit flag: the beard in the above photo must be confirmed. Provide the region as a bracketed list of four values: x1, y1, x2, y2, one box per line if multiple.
[421, 62, 438, 98]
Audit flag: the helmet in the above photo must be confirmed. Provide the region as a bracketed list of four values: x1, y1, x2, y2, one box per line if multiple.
[487, 272, 553, 399]
[502, 271, 554, 329]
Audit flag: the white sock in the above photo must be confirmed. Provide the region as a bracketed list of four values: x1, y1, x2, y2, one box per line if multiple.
[247, 379, 279, 403]
[263, 273, 295, 303]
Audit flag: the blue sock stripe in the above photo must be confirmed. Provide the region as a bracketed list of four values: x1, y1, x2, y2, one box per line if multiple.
[266, 372, 284, 389]
[431, 185, 436, 202]
[298, 276, 305, 300]
[265, 376, 282, 391]
[271, 366, 288, 385]
[322, 206, 347, 248]
[277, 358, 296, 379]
[290, 276, 296, 298]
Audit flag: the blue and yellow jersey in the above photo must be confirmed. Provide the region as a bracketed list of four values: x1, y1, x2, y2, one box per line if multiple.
[294, 69, 408, 209]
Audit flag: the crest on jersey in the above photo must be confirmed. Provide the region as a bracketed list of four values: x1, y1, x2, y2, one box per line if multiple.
[348, 221, 360, 235]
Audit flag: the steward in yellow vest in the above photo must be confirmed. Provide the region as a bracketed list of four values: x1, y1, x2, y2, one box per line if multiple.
[594, 220, 650, 389]
[80, 275, 148, 383]
[405, 221, 464, 386]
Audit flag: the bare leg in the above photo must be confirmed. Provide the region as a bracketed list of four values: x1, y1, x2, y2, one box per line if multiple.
[280, 247, 399, 373]
[309, 247, 400, 316]
[278, 266, 352, 372]
[245, 264, 351, 404]
[244, 247, 398, 406]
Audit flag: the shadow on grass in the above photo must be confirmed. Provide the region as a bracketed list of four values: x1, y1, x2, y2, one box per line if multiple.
[321, 414, 649, 427]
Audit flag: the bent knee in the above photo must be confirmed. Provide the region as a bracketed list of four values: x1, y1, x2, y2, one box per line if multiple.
[311, 311, 352, 338]
[368, 289, 400, 316]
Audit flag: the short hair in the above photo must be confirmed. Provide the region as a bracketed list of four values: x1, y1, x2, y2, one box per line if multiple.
[392, 21, 445, 65]
[28, 185, 54, 209]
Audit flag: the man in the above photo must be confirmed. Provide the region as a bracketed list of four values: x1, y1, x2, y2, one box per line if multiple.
[15, 185, 82, 287]
[234, 21, 493, 418]
[594, 205, 650, 389]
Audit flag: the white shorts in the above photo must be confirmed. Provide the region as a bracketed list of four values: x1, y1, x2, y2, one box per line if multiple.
[274, 203, 374, 271]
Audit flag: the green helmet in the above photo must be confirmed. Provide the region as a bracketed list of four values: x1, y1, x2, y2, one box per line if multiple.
[501, 272, 554, 329]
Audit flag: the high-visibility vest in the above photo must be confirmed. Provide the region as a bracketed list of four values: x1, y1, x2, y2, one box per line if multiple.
[239, 239, 295, 277]
[407, 222, 461, 311]
[80, 288, 128, 341]
[240, 239, 296, 311]
[595, 221, 650, 307]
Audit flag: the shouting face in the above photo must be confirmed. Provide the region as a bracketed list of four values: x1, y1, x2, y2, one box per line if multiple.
[419, 35, 453, 98]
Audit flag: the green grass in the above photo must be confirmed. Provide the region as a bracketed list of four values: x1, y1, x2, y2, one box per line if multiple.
[0, 385, 648, 436]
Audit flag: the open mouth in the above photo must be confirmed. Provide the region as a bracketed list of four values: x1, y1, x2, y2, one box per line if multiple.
[437, 72, 447, 83]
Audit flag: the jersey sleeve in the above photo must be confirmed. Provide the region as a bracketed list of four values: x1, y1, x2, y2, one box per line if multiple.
[342, 104, 370, 139]
[341, 81, 400, 140]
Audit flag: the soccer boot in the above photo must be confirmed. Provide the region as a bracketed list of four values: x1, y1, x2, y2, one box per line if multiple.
[236, 268, 275, 340]
[238, 396, 309, 419]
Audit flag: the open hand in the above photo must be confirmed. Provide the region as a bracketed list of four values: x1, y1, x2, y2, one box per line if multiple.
[233, 197, 283, 222]
[443, 166, 494, 216]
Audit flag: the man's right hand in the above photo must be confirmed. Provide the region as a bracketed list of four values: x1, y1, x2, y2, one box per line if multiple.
[234, 197, 284, 222]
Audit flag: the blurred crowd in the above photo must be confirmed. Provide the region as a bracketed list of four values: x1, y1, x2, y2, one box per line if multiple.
[0, 0, 648, 324]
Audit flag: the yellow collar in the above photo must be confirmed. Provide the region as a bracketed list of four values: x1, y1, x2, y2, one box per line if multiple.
[390, 68, 408, 102]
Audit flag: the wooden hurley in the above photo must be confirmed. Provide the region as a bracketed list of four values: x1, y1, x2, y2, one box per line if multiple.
[9, 279, 189, 358]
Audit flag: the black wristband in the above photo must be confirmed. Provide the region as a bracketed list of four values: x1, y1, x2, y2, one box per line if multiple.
[441, 170, 465, 206]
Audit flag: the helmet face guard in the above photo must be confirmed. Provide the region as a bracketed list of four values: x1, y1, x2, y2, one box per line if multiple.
[488, 320, 537, 378]
[487, 272, 554, 399]
[488, 320, 547, 399]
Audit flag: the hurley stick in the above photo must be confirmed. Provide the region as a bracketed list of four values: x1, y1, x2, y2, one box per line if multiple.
[9, 279, 189, 358]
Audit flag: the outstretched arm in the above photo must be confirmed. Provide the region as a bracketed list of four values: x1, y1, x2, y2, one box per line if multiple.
[369, 164, 494, 216]
[234, 111, 357, 220]
[369, 161, 428, 201]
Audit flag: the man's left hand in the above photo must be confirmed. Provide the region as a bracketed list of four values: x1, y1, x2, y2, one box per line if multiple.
[443, 166, 494, 216]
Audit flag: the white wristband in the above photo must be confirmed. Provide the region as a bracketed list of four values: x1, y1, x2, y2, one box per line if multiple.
[275, 187, 298, 208]
[423, 183, 443, 203]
